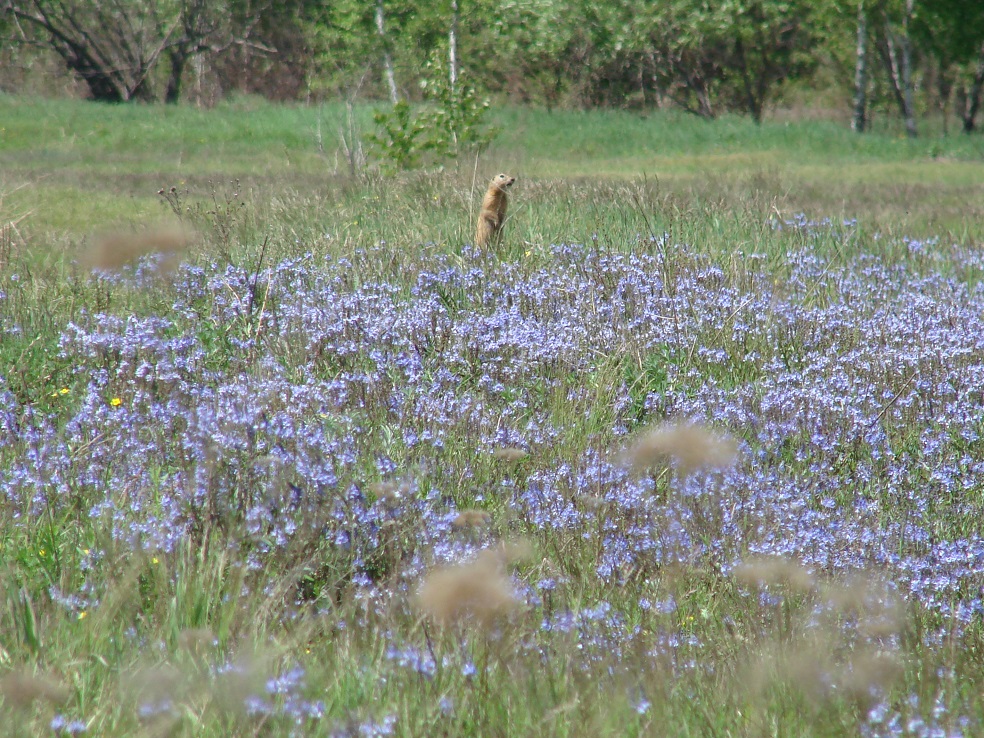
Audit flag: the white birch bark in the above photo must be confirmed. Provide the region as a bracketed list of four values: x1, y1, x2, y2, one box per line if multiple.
[449, 0, 459, 94]
[851, 0, 868, 133]
[900, 0, 916, 138]
[375, 0, 398, 103]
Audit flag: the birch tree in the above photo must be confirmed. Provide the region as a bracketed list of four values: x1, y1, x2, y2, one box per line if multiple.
[375, 0, 398, 102]
[448, 0, 458, 92]
[852, 0, 869, 132]
[874, 0, 917, 137]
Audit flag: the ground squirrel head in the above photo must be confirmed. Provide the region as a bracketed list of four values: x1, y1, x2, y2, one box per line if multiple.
[490, 173, 516, 192]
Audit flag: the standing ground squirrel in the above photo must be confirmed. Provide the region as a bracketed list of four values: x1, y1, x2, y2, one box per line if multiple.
[474, 173, 516, 248]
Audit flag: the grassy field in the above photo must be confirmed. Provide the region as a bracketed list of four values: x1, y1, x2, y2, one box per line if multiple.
[3, 94, 984, 242]
[3, 94, 984, 736]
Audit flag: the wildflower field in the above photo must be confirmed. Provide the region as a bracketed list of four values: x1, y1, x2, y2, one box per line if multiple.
[3, 97, 984, 736]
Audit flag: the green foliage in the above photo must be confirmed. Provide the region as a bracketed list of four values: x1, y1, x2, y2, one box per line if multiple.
[366, 63, 497, 172]
[622, 345, 682, 426]
[5, 0, 984, 131]
[303, 0, 389, 96]
[478, 0, 573, 105]
[639, 0, 822, 121]
[419, 58, 498, 154]
[366, 100, 434, 171]
[912, 0, 984, 65]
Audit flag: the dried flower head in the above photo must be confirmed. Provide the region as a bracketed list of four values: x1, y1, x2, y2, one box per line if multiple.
[493, 447, 529, 462]
[624, 421, 737, 475]
[491, 538, 534, 566]
[576, 493, 607, 510]
[837, 650, 903, 706]
[822, 574, 904, 637]
[177, 628, 218, 654]
[733, 556, 815, 594]
[0, 671, 70, 708]
[370, 480, 413, 503]
[211, 655, 267, 718]
[452, 509, 491, 529]
[417, 552, 518, 626]
[756, 642, 904, 710]
[82, 226, 194, 272]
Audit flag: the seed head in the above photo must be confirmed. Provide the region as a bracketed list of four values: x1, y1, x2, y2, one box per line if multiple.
[493, 447, 529, 463]
[624, 422, 737, 475]
[82, 226, 195, 272]
[0, 671, 70, 708]
[452, 509, 491, 529]
[733, 556, 815, 594]
[417, 552, 518, 626]
[177, 628, 218, 654]
[838, 650, 903, 707]
[369, 481, 410, 505]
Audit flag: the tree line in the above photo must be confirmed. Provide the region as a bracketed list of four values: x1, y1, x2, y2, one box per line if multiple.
[2, 0, 983, 135]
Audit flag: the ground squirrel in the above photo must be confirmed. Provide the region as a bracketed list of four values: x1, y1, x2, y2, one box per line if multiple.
[474, 173, 516, 248]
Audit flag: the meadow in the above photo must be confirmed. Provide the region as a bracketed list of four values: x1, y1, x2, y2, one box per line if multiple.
[2, 94, 984, 736]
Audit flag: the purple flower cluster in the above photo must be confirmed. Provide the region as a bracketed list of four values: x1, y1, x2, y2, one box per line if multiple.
[233, 663, 327, 734]
[4, 222, 984, 726]
[50, 715, 86, 735]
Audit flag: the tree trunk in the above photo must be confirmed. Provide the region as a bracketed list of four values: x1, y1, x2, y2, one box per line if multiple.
[165, 48, 188, 104]
[900, 0, 916, 138]
[962, 42, 984, 133]
[734, 39, 762, 124]
[375, 0, 398, 103]
[449, 0, 459, 94]
[11, 5, 168, 102]
[52, 39, 128, 102]
[852, 0, 868, 133]
[878, 8, 917, 138]
[936, 65, 952, 136]
[81, 74, 126, 102]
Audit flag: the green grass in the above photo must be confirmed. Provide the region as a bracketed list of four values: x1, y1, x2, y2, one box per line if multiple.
[3, 93, 984, 245]
[2, 95, 984, 735]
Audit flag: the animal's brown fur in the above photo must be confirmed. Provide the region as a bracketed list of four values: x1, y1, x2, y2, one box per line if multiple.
[474, 173, 516, 248]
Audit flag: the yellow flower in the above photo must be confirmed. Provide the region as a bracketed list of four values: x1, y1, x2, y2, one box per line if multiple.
[38, 549, 46, 557]
[152, 557, 159, 565]
[110, 397, 122, 407]
[60, 388, 69, 395]
[77, 611, 87, 621]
